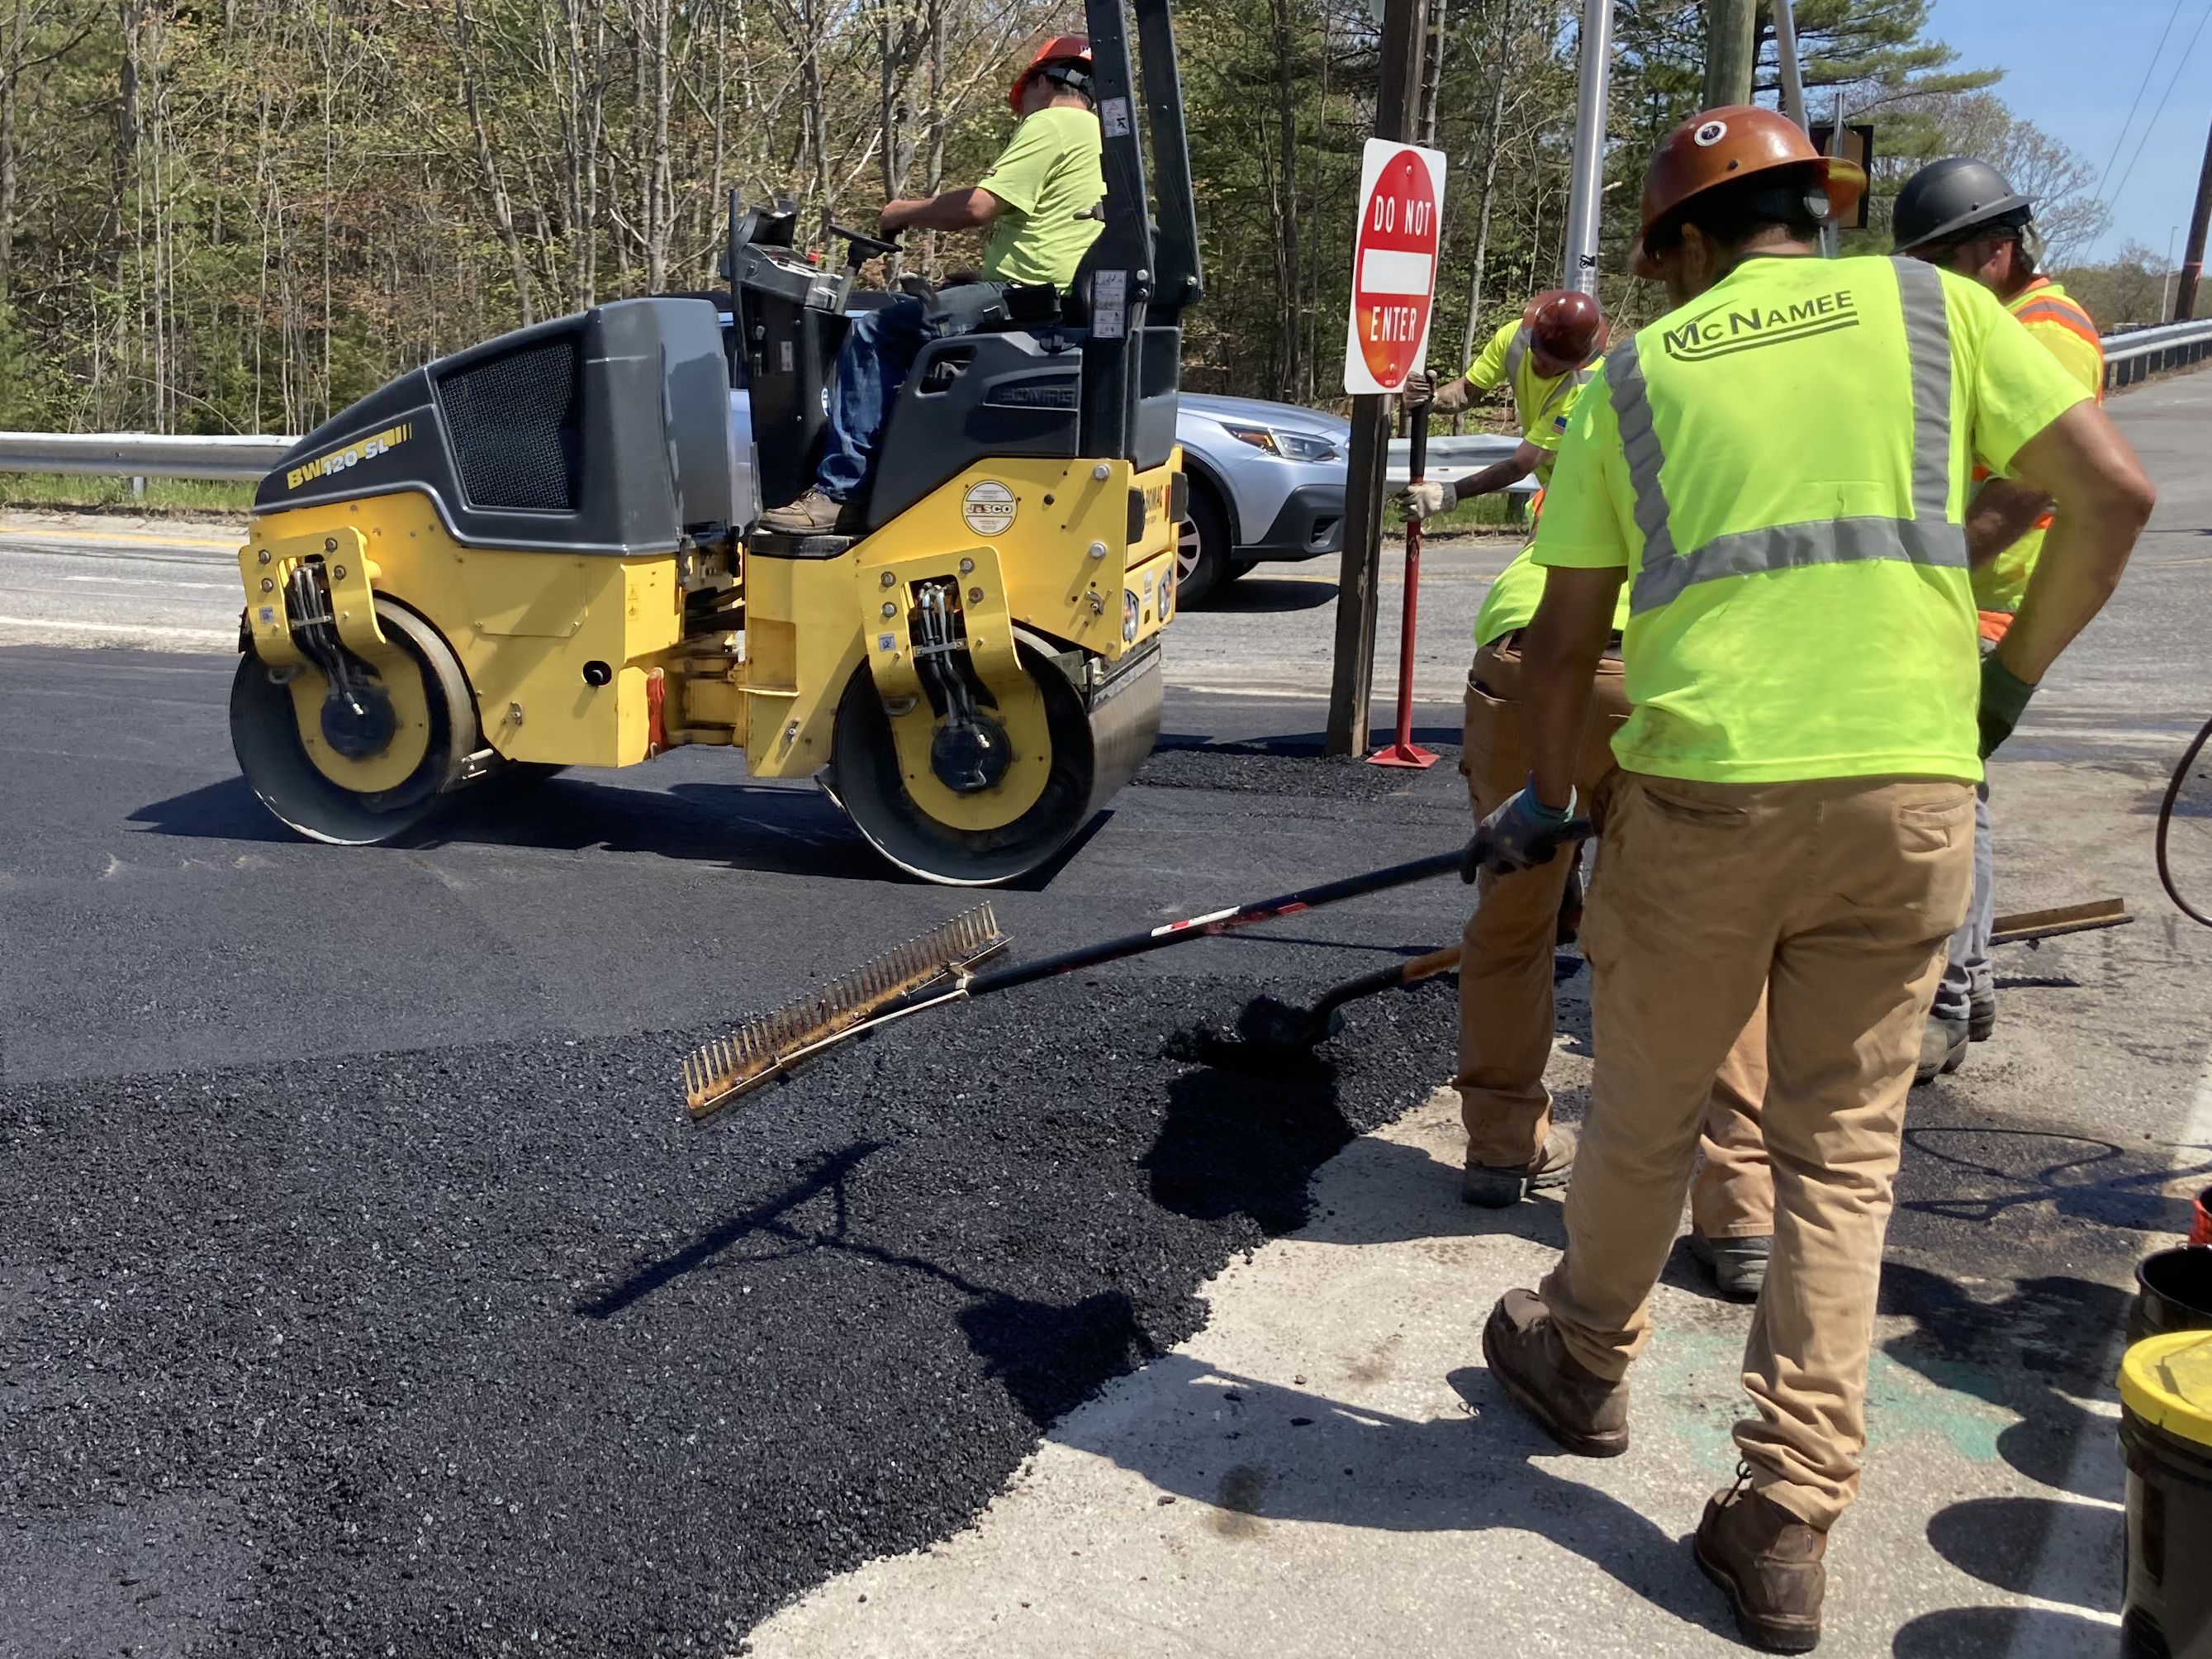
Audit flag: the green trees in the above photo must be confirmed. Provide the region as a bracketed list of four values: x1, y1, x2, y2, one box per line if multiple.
[0, 0, 2117, 435]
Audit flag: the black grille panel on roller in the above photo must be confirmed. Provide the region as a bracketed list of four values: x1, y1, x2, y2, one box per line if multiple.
[434, 337, 581, 511]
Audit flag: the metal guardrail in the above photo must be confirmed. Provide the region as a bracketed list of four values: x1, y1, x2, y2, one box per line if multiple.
[1383, 431, 1538, 494]
[2103, 317, 2212, 390]
[0, 430, 292, 481]
[2, 315, 2203, 482]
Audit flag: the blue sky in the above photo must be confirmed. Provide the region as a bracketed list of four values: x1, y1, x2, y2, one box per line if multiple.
[1925, 0, 2212, 262]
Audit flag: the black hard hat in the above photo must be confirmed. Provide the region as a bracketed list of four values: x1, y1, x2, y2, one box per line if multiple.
[1892, 157, 2033, 254]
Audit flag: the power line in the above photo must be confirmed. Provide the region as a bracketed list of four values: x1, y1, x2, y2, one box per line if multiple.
[2096, 0, 2190, 204]
[2108, 0, 2212, 214]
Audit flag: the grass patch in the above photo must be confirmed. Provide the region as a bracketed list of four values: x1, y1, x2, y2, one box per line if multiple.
[1383, 487, 1530, 536]
[0, 472, 254, 515]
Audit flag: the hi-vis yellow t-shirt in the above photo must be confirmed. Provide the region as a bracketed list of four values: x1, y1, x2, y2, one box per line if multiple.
[1531, 254, 2090, 785]
[979, 107, 1106, 290]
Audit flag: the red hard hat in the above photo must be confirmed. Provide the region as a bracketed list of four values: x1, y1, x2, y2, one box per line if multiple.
[1522, 288, 1607, 365]
[1011, 33, 1093, 113]
[1631, 105, 1867, 278]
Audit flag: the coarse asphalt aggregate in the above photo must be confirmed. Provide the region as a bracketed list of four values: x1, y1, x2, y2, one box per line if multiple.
[2, 956, 1455, 1655]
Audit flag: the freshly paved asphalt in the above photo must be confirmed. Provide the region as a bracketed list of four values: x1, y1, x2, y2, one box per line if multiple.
[2, 367, 2210, 1657]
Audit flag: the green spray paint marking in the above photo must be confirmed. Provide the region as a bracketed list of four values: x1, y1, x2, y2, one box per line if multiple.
[1638, 1330, 2017, 1478]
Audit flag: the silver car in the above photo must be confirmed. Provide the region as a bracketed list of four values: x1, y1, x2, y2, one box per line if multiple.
[1175, 393, 1350, 606]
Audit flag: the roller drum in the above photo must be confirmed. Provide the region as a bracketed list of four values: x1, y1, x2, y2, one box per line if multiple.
[830, 638, 1161, 887]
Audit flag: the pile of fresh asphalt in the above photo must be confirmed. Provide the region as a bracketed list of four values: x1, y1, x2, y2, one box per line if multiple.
[0, 974, 1455, 1656]
[1137, 735, 1464, 800]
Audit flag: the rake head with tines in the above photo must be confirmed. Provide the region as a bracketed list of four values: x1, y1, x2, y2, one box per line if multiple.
[682, 903, 1009, 1123]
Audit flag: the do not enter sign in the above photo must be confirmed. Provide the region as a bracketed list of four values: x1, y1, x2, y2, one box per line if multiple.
[1342, 140, 1447, 396]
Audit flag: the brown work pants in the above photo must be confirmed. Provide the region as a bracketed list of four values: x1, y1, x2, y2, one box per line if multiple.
[1539, 772, 1975, 1528]
[1456, 639, 1771, 1240]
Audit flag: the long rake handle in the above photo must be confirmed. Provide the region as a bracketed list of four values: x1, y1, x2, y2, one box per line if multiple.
[960, 848, 1466, 1001]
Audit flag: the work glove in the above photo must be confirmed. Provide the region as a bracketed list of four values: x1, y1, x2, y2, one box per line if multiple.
[1463, 781, 1590, 881]
[1977, 654, 2038, 758]
[1399, 372, 1470, 416]
[1397, 480, 1458, 521]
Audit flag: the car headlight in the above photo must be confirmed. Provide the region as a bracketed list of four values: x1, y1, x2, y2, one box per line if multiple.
[1222, 423, 1341, 464]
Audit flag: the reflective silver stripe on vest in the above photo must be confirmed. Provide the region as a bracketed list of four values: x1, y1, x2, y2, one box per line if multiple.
[1606, 334, 1678, 575]
[1892, 254, 1955, 525]
[1617, 258, 1968, 617]
[1503, 326, 1529, 387]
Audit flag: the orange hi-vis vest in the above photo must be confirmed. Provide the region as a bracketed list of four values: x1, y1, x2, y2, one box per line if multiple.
[1972, 277, 2103, 639]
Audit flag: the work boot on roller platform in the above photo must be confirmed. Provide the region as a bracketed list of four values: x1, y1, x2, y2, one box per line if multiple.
[1480, 1287, 1628, 1457]
[1694, 1467, 1828, 1652]
[759, 487, 865, 535]
[1463, 1124, 1578, 1208]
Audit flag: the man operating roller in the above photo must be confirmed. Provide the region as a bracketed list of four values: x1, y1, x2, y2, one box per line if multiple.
[761, 34, 1103, 535]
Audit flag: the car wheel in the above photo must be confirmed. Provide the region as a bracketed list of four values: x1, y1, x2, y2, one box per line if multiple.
[1176, 482, 1233, 607]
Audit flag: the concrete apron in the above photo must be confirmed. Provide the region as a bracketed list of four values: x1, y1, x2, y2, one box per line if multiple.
[743, 1087, 2126, 1659]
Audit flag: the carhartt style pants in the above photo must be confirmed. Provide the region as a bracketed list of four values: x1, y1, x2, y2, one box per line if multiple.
[1455, 636, 1628, 1167]
[1539, 772, 1975, 1528]
[1455, 639, 1771, 1219]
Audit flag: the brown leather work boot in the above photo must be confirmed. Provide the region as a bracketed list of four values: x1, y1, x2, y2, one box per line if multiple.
[1693, 1470, 1828, 1652]
[1479, 1287, 1629, 1457]
[758, 487, 863, 535]
[1463, 1124, 1578, 1209]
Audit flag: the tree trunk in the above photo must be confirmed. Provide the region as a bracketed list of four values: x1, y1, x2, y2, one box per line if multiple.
[1460, 0, 1513, 409]
[1268, 0, 1301, 400]
[454, 0, 535, 325]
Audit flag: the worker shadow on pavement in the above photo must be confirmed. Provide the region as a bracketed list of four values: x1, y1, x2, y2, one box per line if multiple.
[1887, 1605, 2119, 1657]
[1055, 1351, 1739, 1638]
[570, 1132, 1167, 1433]
[1142, 1054, 1567, 1252]
[1877, 1260, 2134, 1502]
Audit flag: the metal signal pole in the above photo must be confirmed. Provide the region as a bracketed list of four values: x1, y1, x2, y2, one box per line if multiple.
[2176, 115, 2212, 322]
[1323, 0, 1426, 757]
[1560, 0, 1615, 296]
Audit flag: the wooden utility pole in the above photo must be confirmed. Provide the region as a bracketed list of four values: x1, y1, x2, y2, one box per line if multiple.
[1324, 0, 1426, 757]
[1702, 0, 1754, 108]
[2176, 115, 2212, 322]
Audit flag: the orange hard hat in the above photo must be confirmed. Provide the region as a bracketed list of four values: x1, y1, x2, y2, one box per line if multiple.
[1522, 288, 1607, 364]
[1631, 105, 1868, 278]
[1011, 33, 1093, 112]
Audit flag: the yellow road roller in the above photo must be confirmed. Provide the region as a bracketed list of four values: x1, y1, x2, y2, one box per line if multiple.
[228, 0, 1200, 886]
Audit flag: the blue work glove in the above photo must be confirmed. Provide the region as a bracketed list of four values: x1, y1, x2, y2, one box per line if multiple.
[1464, 779, 1591, 881]
[1978, 654, 2037, 758]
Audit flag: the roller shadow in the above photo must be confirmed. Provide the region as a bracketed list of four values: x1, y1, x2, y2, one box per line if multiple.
[1199, 577, 1337, 613]
[131, 768, 1115, 891]
[126, 776, 302, 844]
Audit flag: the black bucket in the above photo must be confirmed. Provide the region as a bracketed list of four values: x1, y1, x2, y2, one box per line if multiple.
[2119, 1334, 2212, 1659]
[2129, 1246, 2212, 1346]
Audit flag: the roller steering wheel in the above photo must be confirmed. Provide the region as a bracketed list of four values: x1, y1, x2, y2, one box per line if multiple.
[829, 223, 902, 269]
